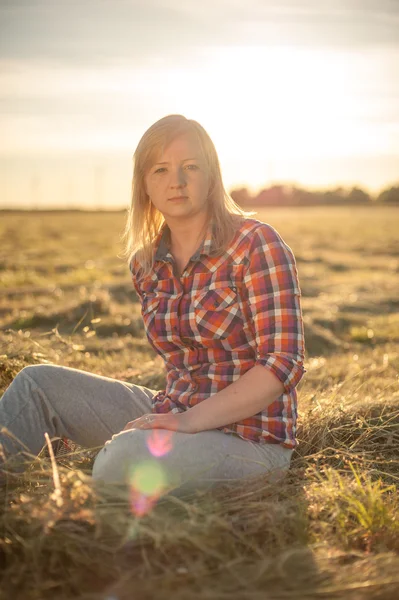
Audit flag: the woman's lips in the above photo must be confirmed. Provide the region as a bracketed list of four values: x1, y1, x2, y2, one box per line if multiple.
[168, 196, 188, 201]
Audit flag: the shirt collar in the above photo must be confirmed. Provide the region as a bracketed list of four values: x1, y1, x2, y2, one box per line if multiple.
[154, 219, 215, 263]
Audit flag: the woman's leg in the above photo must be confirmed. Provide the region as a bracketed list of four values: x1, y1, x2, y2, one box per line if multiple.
[0, 364, 156, 464]
[92, 428, 293, 497]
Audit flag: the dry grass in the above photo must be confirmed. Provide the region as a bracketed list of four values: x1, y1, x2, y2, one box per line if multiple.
[0, 206, 399, 599]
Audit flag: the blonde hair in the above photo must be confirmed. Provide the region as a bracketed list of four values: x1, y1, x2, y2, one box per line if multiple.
[120, 114, 254, 276]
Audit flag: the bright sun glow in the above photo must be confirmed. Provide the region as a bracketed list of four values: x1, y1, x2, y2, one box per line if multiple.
[188, 46, 366, 158]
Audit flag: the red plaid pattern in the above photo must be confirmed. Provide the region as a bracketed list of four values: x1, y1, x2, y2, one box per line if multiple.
[130, 218, 306, 449]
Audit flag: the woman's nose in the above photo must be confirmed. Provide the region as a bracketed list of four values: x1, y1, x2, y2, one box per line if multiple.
[170, 168, 187, 186]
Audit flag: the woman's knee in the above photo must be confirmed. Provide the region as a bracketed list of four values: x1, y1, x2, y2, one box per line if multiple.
[2, 365, 54, 406]
[14, 364, 61, 389]
[2, 364, 65, 420]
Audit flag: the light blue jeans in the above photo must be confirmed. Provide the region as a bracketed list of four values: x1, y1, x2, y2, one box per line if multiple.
[0, 364, 293, 495]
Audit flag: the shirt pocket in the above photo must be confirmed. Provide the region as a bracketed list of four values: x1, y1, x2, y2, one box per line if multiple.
[193, 285, 244, 340]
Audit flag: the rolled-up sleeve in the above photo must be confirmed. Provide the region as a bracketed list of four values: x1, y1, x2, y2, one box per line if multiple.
[243, 224, 306, 394]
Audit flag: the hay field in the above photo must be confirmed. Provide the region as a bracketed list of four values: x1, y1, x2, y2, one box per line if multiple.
[0, 206, 399, 600]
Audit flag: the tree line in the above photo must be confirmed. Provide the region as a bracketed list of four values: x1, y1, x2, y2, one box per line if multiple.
[230, 184, 399, 207]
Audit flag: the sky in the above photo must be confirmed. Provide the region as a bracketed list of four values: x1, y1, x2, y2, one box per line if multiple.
[0, 0, 398, 209]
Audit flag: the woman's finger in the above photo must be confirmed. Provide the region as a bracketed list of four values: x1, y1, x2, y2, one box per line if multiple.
[122, 414, 156, 431]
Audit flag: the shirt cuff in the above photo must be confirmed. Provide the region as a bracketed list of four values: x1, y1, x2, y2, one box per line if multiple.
[255, 354, 307, 394]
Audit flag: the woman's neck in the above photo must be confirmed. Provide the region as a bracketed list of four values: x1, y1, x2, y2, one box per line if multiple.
[166, 214, 210, 259]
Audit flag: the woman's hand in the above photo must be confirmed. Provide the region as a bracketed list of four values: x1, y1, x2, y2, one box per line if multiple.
[121, 411, 196, 434]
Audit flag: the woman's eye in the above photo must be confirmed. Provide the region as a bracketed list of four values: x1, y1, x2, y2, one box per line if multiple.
[154, 165, 198, 174]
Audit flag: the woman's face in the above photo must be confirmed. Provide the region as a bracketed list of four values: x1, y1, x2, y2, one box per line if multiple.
[144, 133, 211, 225]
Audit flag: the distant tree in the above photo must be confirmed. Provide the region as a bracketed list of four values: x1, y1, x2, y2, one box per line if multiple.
[376, 186, 399, 204]
[230, 187, 252, 207]
[289, 186, 318, 205]
[253, 185, 288, 206]
[322, 188, 346, 204]
[347, 187, 371, 204]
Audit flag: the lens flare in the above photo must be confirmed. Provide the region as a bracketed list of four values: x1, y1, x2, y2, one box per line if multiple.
[146, 428, 174, 457]
[131, 459, 166, 495]
[129, 459, 168, 516]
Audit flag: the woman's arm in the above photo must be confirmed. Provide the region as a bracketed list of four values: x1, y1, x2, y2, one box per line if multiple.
[123, 364, 285, 434]
[183, 364, 285, 433]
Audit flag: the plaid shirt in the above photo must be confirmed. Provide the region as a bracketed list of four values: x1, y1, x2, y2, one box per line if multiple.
[130, 217, 306, 449]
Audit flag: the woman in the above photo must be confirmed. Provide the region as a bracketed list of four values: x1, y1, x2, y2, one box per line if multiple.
[0, 115, 306, 499]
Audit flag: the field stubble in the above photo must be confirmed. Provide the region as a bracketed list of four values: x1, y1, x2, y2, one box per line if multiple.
[0, 206, 398, 600]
